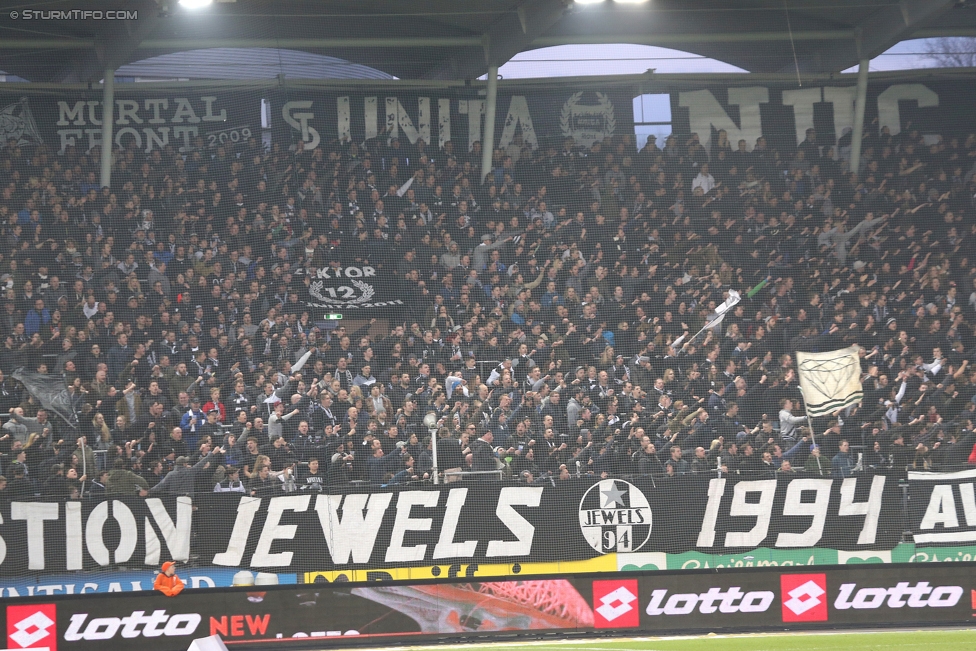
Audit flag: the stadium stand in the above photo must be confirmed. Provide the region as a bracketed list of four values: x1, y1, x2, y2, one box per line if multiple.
[0, 118, 974, 498]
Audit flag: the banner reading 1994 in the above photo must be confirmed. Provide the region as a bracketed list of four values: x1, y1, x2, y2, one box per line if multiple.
[0, 475, 900, 576]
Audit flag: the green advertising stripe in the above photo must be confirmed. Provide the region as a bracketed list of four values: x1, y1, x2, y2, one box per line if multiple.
[617, 544, 976, 572]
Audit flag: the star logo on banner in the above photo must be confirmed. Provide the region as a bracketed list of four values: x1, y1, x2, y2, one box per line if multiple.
[601, 483, 626, 509]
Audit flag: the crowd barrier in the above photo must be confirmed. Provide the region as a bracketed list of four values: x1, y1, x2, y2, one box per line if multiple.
[1, 470, 976, 595]
[2, 562, 975, 651]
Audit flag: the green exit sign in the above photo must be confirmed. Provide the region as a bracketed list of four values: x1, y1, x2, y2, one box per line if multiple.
[324, 314, 343, 320]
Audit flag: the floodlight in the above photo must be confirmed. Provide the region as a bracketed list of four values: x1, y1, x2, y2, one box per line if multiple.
[179, 0, 213, 8]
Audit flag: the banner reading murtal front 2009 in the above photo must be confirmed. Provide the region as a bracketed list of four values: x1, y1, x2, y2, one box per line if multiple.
[0, 475, 899, 576]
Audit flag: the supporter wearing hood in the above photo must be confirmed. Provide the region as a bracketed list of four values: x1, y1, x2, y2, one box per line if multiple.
[154, 561, 185, 597]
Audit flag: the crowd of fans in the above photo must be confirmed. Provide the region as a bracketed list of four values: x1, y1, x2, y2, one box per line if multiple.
[0, 112, 974, 499]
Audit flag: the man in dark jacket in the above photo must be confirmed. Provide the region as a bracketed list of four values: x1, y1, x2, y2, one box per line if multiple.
[665, 446, 690, 475]
[7, 465, 32, 498]
[366, 444, 402, 483]
[436, 429, 465, 478]
[150, 449, 220, 495]
[106, 459, 149, 495]
[471, 431, 498, 479]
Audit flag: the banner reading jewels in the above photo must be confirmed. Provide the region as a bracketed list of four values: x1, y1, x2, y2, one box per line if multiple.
[0, 475, 901, 576]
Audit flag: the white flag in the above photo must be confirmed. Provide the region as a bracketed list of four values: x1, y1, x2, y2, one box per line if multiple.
[689, 289, 742, 342]
[715, 289, 741, 316]
[396, 176, 415, 197]
[291, 350, 313, 374]
[704, 312, 726, 331]
[796, 345, 864, 417]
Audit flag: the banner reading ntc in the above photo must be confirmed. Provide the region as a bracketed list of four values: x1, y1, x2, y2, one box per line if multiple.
[0, 475, 899, 576]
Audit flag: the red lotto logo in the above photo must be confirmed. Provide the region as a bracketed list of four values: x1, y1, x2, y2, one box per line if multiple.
[7, 604, 57, 651]
[592, 579, 639, 628]
[781, 574, 828, 623]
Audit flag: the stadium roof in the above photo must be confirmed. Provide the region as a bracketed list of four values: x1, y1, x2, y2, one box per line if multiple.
[1, 0, 975, 83]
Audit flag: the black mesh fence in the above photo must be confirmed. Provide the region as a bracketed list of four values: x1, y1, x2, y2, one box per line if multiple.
[0, 67, 975, 591]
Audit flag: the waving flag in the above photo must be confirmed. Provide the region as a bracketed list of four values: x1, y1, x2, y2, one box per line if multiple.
[11, 369, 78, 428]
[796, 345, 864, 417]
[689, 289, 741, 344]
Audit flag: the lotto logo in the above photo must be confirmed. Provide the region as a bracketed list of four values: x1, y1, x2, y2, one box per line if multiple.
[781, 574, 828, 623]
[592, 579, 639, 628]
[7, 604, 57, 651]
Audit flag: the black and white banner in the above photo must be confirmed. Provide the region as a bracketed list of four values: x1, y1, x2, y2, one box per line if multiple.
[272, 88, 635, 151]
[0, 91, 260, 154]
[908, 468, 976, 545]
[197, 475, 899, 571]
[0, 475, 901, 576]
[5, 78, 976, 161]
[669, 79, 976, 159]
[0, 496, 191, 575]
[296, 264, 405, 312]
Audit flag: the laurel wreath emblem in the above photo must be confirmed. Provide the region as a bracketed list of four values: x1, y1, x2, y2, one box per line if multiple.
[560, 92, 616, 143]
[309, 279, 376, 305]
[351, 279, 375, 303]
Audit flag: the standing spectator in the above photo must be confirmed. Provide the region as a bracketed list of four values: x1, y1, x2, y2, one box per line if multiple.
[831, 439, 855, 478]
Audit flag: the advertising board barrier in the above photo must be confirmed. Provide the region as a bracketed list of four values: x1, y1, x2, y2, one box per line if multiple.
[1, 563, 975, 651]
[0, 570, 298, 598]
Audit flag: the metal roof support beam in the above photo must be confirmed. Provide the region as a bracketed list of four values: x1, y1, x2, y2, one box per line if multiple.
[819, 0, 957, 72]
[0, 37, 482, 50]
[100, 69, 115, 190]
[849, 59, 870, 178]
[481, 64, 499, 184]
[424, 0, 568, 80]
[139, 37, 483, 49]
[533, 30, 854, 46]
[55, 0, 161, 83]
[13, 26, 976, 53]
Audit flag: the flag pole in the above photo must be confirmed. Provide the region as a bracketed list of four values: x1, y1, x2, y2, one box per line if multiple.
[796, 385, 816, 449]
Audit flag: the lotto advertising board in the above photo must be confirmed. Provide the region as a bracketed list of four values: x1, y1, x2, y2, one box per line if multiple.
[2, 564, 975, 651]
